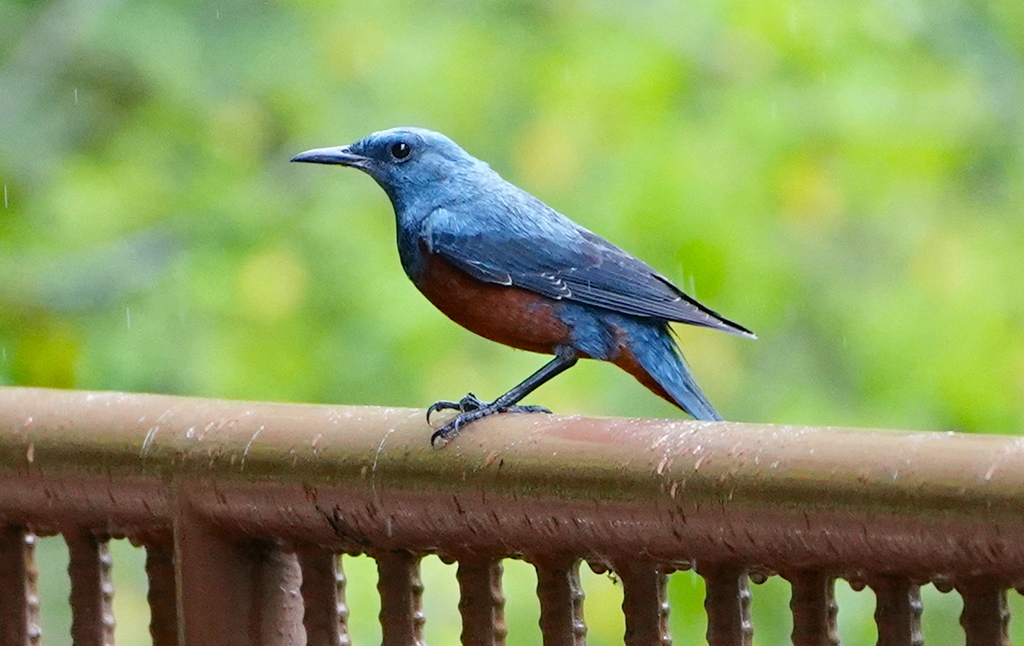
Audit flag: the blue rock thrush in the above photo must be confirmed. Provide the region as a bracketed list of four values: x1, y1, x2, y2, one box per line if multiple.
[292, 127, 754, 447]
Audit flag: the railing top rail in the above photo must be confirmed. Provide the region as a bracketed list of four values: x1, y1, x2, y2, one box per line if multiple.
[0, 386, 1021, 581]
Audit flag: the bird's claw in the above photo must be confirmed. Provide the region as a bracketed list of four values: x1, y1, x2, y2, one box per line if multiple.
[425, 393, 487, 423]
[427, 393, 553, 449]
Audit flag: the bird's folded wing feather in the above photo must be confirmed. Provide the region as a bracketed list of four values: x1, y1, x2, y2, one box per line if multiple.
[423, 209, 754, 338]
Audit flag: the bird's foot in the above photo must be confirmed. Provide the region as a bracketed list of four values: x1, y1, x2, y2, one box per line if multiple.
[427, 393, 551, 448]
[426, 393, 550, 420]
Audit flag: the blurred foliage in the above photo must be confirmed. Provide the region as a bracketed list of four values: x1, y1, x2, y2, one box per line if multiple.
[2, 0, 1023, 643]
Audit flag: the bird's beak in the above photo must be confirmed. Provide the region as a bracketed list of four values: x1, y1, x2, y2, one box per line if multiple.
[290, 145, 368, 167]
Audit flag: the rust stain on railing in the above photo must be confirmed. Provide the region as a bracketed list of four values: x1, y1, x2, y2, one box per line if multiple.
[0, 386, 1021, 645]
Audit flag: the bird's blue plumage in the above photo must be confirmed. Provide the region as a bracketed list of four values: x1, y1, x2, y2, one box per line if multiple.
[554, 304, 722, 420]
[620, 320, 722, 421]
[292, 127, 752, 432]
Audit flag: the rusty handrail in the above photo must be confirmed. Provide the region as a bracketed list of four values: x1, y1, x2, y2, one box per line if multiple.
[0, 386, 1021, 645]
[1, 386, 1021, 573]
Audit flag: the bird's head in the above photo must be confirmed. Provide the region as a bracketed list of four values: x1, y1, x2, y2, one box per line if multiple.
[291, 127, 485, 209]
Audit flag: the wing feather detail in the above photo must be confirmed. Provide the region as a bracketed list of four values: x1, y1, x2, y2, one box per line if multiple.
[424, 208, 754, 338]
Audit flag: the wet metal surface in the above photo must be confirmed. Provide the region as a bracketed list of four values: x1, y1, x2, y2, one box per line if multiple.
[457, 557, 507, 646]
[66, 530, 115, 646]
[787, 571, 838, 646]
[1, 386, 1024, 644]
[376, 550, 425, 646]
[872, 576, 923, 646]
[0, 526, 39, 646]
[959, 577, 1011, 646]
[297, 546, 350, 646]
[534, 557, 586, 646]
[702, 566, 753, 646]
[143, 535, 177, 646]
[616, 560, 670, 646]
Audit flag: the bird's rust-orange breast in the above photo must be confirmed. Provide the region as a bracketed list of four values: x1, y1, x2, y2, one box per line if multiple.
[415, 252, 571, 355]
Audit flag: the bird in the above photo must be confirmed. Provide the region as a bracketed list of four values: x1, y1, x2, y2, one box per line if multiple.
[292, 127, 754, 447]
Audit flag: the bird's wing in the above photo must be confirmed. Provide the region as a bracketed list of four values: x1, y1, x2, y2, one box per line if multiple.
[423, 209, 755, 338]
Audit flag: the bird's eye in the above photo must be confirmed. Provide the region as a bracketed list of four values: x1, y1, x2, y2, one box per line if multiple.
[390, 142, 412, 160]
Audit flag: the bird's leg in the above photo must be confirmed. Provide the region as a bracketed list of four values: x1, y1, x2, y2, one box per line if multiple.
[426, 393, 551, 418]
[426, 393, 488, 417]
[426, 394, 551, 424]
[429, 349, 579, 448]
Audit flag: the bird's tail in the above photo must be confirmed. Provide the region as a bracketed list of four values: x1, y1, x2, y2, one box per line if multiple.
[614, 321, 722, 421]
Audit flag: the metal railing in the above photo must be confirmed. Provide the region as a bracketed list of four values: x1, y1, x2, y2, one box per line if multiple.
[0, 386, 1021, 645]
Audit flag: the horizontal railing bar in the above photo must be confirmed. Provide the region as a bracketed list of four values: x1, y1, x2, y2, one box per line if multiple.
[0, 387, 1023, 579]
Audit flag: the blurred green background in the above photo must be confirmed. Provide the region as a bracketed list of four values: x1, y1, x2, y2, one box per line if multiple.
[2, 0, 1023, 643]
